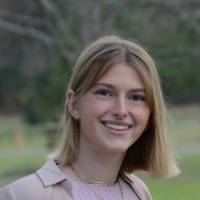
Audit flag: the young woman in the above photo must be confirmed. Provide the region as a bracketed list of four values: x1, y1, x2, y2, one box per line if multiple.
[0, 35, 180, 200]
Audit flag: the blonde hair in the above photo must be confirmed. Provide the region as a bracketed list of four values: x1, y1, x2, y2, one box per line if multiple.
[50, 35, 180, 179]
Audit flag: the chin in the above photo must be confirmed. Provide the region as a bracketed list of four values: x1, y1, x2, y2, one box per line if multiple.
[105, 143, 130, 154]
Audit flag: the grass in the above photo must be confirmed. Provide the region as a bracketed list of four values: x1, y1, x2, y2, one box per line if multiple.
[0, 104, 200, 199]
[147, 152, 200, 200]
[0, 115, 49, 186]
[134, 150, 200, 200]
[0, 153, 46, 187]
[149, 179, 200, 200]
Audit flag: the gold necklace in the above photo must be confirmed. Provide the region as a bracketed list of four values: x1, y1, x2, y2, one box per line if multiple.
[71, 164, 117, 186]
[70, 164, 124, 199]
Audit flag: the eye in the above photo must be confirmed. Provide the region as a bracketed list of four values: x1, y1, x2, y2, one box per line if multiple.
[94, 88, 112, 96]
[129, 94, 146, 102]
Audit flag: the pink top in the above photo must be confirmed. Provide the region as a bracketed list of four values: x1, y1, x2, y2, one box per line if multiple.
[0, 160, 152, 200]
[71, 178, 138, 200]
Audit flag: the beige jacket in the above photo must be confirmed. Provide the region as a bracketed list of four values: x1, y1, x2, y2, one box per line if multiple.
[0, 159, 152, 200]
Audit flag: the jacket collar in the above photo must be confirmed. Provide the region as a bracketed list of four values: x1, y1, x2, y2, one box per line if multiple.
[36, 159, 135, 187]
[36, 159, 134, 186]
[122, 173, 134, 184]
[36, 159, 68, 187]
[36, 160, 142, 199]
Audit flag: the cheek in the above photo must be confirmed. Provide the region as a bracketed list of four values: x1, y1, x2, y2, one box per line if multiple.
[135, 107, 151, 125]
[78, 100, 104, 124]
[83, 100, 111, 116]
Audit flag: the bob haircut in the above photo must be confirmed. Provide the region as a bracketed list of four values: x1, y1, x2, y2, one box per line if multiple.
[50, 35, 180, 179]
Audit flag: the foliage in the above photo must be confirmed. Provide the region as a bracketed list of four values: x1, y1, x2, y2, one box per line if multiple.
[114, 2, 200, 103]
[0, 0, 199, 123]
[23, 58, 70, 123]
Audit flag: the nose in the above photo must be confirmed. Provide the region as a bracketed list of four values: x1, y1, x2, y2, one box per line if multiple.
[111, 96, 128, 119]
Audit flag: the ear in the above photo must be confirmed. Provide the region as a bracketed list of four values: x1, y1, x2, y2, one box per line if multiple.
[67, 89, 80, 120]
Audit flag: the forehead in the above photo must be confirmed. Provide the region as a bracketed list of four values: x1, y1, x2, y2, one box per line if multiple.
[95, 63, 145, 90]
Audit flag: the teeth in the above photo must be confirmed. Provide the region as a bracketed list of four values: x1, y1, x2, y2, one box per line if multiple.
[105, 123, 129, 130]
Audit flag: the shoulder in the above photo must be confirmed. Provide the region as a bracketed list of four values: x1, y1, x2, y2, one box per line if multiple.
[123, 173, 153, 200]
[0, 173, 46, 200]
[0, 159, 73, 200]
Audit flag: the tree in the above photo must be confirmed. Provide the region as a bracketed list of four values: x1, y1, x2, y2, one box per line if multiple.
[0, 0, 199, 121]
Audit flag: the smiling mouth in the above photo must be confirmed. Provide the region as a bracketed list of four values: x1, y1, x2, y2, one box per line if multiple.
[101, 121, 132, 131]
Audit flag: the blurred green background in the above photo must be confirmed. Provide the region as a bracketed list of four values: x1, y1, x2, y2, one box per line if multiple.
[0, 1, 200, 200]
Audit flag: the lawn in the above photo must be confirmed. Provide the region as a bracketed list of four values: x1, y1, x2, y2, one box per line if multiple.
[0, 104, 200, 200]
[147, 153, 200, 200]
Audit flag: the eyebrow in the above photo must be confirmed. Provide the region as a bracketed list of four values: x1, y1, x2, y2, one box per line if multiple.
[95, 83, 146, 93]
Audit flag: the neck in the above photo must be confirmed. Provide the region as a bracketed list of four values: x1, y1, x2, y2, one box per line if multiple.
[74, 138, 125, 185]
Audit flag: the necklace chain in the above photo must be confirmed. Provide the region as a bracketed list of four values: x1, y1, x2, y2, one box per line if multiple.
[71, 164, 117, 186]
[70, 164, 124, 200]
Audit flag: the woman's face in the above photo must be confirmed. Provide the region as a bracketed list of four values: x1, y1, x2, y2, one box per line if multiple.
[70, 63, 150, 154]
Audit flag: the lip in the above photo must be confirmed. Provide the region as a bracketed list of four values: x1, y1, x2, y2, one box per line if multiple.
[101, 120, 133, 135]
[101, 120, 132, 127]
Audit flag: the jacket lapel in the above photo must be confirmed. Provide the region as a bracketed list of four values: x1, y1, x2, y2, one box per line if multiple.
[122, 174, 143, 200]
[36, 159, 73, 199]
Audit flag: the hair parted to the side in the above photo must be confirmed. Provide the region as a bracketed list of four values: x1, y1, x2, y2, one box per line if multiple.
[49, 35, 180, 179]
